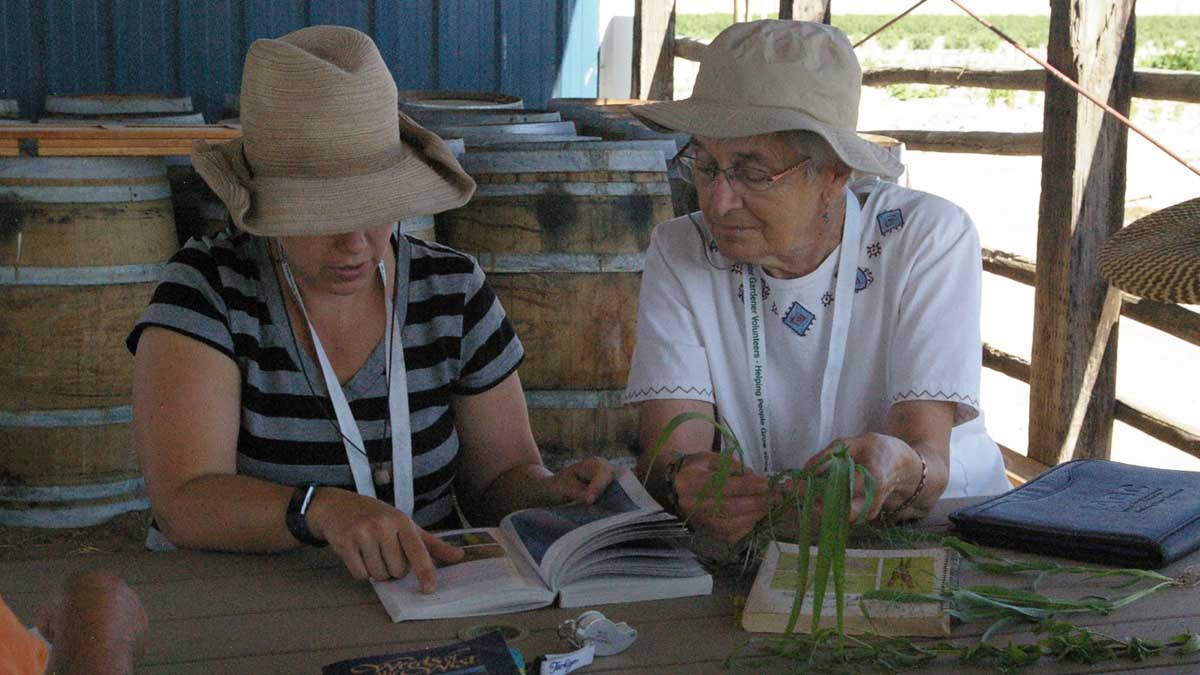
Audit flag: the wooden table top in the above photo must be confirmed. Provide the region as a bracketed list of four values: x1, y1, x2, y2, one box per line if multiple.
[4, 498, 1200, 674]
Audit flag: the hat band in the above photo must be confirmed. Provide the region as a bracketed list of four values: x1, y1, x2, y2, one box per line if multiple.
[250, 144, 407, 179]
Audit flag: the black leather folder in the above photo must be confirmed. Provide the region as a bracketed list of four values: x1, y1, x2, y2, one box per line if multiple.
[949, 459, 1200, 569]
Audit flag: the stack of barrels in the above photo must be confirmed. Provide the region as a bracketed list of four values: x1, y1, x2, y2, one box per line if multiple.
[39, 94, 231, 244]
[0, 152, 176, 527]
[403, 91, 683, 470]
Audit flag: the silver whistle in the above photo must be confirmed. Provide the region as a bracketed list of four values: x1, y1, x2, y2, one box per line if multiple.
[565, 610, 638, 656]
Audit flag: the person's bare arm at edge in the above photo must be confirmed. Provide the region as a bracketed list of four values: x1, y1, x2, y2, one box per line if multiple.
[35, 571, 148, 675]
[804, 399, 953, 524]
[636, 398, 771, 544]
[453, 371, 617, 526]
[132, 327, 463, 591]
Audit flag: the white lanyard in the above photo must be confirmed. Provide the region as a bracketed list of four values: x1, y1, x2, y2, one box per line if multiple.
[280, 254, 414, 516]
[741, 186, 862, 472]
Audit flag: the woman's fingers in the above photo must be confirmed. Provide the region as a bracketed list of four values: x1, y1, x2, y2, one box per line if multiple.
[399, 523, 439, 593]
[360, 542, 393, 582]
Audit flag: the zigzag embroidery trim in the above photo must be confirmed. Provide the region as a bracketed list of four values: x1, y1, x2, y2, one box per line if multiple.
[892, 389, 980, 409]
[626, 385, 714, 400]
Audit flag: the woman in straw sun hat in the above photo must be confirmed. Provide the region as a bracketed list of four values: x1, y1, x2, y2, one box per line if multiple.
[127, 25, 615, 590]
[625, 20, 1011, 544]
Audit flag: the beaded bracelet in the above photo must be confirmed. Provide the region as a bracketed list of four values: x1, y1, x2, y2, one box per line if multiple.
[662, 452, 689, 516]
[883, 451, 927, 521]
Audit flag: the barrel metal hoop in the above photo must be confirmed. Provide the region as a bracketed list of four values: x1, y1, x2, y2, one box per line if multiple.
[0, 263, 164, 286]
[0, 406, 133, 427]
[0, 477, 145, 501]
[476, 253, 644, 274]
[524, 390, 626, 409]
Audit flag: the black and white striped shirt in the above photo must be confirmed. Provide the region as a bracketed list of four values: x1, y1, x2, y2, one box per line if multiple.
[127, 229, 523, 530]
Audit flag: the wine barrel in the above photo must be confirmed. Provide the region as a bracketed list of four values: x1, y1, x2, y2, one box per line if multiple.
[398, 89, 523, 112]
[468, 138, 694, 217]
[40, 94, 227, 245]
[462, 135, 601, 150]
[0, 156, 176, 527]
[405, 108, 562, 128]
[429, 121, 578, 143]
[438, 148, 674, 463]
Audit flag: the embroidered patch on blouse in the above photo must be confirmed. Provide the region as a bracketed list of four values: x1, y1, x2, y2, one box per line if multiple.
[855, 267, 875, 293]
[877, 209, 905, 237]
[782, 302, 816, 336]
[821, 291, 835, 307]
[867, 242, 882, 258]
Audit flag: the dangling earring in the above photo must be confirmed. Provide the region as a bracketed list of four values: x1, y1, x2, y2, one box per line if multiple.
[822, 209, 831, 223]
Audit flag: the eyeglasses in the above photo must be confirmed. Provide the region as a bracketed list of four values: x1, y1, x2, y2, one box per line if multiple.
[673, 145, 811, 194]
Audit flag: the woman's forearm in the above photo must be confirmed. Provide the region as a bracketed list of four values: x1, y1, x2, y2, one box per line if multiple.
[151, 474, 300, 552]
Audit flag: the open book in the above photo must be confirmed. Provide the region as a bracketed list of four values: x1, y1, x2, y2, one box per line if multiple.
[742, 542, 953, 637]
[372, 470, 713, 622]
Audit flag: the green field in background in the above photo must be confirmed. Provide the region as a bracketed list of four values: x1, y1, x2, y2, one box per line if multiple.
[675, 14, 1200, 70]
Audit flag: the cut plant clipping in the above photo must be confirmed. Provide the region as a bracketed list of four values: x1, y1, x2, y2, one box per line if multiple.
[647, 412, 1200, 672]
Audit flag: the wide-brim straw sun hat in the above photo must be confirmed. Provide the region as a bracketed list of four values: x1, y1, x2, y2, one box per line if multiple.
[191, 25, 475, 237]
[1099, 196, 1200, 304]
[630, 20, 903, 180]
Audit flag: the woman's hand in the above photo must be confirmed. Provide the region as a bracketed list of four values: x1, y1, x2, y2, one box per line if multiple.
[804, 432, 925, 523]
[546, 457, 618, 505]
[303, 488, 464, 591]
[673, 452, 771, 544]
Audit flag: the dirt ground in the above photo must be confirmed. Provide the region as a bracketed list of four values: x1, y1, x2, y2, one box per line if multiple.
[0, 510, 151, 561]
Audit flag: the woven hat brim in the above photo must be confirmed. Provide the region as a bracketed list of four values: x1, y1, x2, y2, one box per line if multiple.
[630, 99, 904, 179]
[1099, 196, 1200, 304]
[191, 122, 475, 237]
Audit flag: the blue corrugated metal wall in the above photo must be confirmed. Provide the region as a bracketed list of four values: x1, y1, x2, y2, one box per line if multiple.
[0, 0, 599, 121]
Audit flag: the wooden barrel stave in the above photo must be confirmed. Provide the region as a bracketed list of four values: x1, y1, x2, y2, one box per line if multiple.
[526, 390, 638, 471]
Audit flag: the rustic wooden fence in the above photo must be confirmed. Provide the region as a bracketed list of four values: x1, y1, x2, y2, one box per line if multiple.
[654, 0, 1200, 482]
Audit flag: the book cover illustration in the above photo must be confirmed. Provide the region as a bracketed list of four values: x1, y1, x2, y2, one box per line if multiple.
[321, 630, 522, 675]
[742, 544, 953, 636]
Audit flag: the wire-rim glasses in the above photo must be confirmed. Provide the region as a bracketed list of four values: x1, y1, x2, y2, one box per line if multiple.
[672, 144, 811, 194]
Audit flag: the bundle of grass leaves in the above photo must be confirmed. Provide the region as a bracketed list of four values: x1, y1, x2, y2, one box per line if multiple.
[644, 413, 1200, 673]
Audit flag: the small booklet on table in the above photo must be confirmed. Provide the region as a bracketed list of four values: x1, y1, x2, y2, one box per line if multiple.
[372, 469, 713, 622]
[742, 542, 953, 637]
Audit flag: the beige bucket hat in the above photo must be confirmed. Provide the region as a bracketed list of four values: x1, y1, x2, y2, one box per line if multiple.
[630, 20, 903, 179]
[191, 25, 475, 237]
[1099, 197, 1200, 304]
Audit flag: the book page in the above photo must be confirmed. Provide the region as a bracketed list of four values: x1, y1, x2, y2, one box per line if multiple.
[742, 543, 952, 637]
[500, 469, 668, 588]
[371, 528, 554, 622]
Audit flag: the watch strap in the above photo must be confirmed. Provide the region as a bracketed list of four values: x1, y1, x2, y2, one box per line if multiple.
[285, 484, 328, 547]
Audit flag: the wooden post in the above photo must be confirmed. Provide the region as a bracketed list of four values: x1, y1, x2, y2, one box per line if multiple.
[632, 0, 676, 101]
[1028, 0, 1135, 466]
[779, 0, 830, 23]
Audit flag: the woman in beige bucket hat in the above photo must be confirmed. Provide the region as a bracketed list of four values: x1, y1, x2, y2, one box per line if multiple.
[126, 25, 615, 589]
[624, 20, 1011, 544]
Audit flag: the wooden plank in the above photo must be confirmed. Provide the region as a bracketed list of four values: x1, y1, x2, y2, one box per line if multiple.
[863, 66, 1045, 90]
[1134, 68, 1200, 103]
[998, 444, 1049, 486]
[632, 0, 675, 100]
[0, 124, 240, 141]
[1114, 400, 1200, 460]
[982, 342, 1031, 382]
[778, 0, 830, 22]
[983, 247, 1200, 347]
[1120, 296, 1200, 348]
[862, 129, 1042, 155]
[1028, 0, 1134, 466]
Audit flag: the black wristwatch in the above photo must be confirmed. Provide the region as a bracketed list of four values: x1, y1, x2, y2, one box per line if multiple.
[285, 484, 328, 547]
